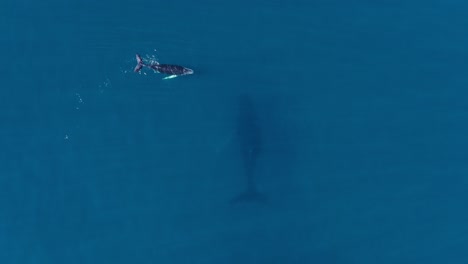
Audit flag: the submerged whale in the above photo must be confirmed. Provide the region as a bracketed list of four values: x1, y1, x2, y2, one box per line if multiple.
[134, 54, 194, 80]
[231, 95, 267, 204]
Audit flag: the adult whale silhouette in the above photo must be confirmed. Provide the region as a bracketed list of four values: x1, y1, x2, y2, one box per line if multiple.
[231, 95, 267, 204]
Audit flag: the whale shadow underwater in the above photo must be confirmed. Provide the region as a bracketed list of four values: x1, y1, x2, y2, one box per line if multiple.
[230, 94, 267, 204]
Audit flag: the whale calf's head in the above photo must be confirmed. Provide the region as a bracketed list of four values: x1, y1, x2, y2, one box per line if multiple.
[183, 68, 194, 75]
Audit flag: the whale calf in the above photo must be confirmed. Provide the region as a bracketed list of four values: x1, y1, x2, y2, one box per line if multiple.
[134, 54, 194, 80]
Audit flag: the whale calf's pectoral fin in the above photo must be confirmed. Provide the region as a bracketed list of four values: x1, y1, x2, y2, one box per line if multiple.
[162, 75, 178, 80]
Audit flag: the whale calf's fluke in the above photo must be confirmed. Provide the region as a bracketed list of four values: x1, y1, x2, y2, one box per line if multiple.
[134, 54, 145, 73]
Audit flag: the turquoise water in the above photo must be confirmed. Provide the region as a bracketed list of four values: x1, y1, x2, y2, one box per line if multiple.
[2, 0, 468, 263]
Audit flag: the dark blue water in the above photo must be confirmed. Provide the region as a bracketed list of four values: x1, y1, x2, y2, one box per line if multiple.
[2, 0, 468, 263]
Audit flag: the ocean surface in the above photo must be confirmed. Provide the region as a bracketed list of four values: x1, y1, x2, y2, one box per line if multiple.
[2, 0, 468, 263]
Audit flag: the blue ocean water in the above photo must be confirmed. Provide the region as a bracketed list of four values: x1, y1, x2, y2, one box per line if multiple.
[2, 0, 468, 263]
